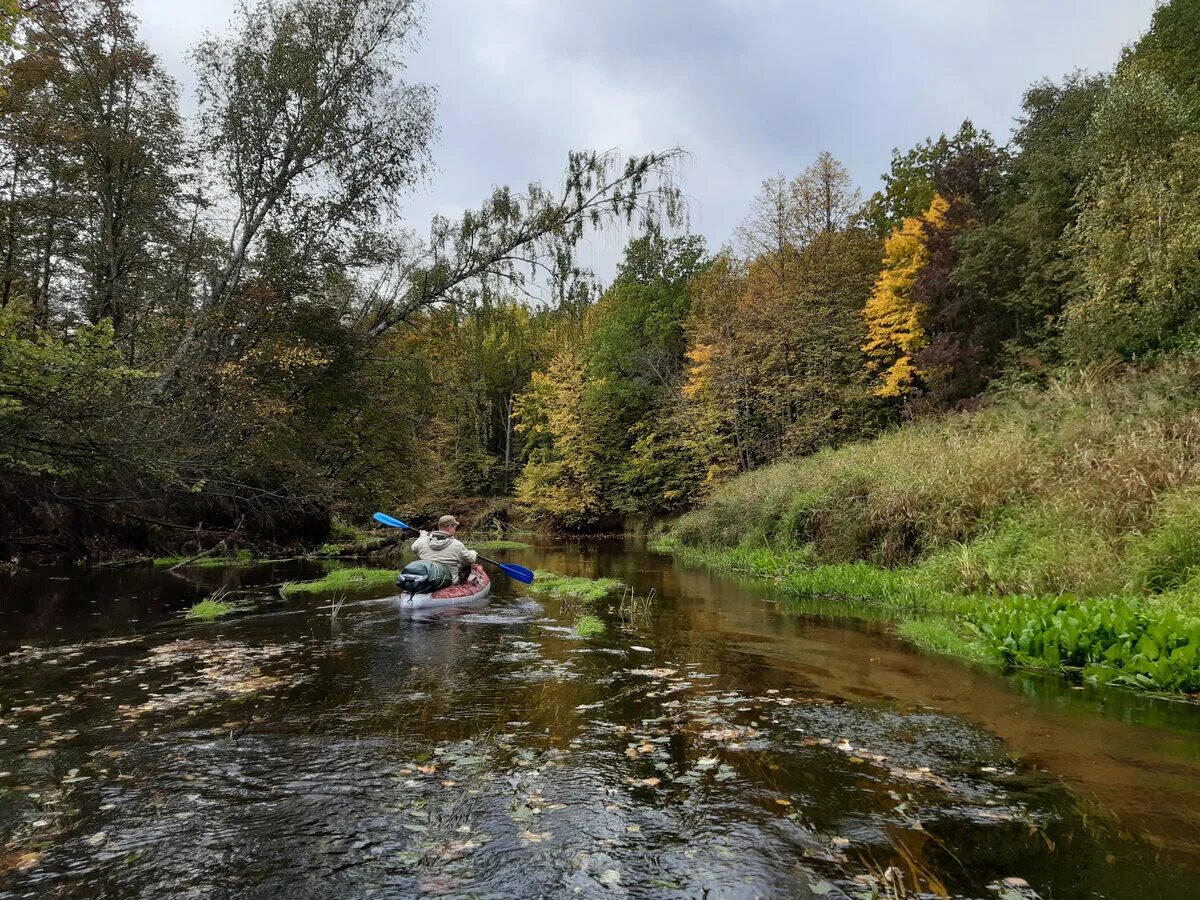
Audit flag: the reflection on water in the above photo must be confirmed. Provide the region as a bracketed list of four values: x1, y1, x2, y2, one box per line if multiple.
[1, 542, 1199, 897]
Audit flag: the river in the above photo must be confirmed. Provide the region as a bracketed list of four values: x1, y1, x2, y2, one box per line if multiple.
[1, 540, 1198, 898]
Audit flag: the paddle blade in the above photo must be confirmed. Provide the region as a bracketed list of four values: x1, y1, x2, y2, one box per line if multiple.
[373, 512, 412, 530]
[496, 562, 535, 585]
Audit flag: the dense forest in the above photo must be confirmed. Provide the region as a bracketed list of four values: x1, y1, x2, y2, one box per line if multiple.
[3, 0, 1200, 557]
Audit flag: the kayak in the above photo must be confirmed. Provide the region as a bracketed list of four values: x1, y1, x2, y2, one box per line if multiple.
[397, 564, 491, 610]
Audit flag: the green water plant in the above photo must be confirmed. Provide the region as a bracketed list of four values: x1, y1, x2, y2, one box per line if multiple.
[282, 567, 396, 596]
[185, 588, 249, 621]
[156, 550, 257, 569]
[964, 595, 1200, 692]
[573, 614, 606, 638]
[531, 571, 624, 604]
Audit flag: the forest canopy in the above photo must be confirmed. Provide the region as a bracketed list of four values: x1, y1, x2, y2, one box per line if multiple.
[3, 0, 1200, 552]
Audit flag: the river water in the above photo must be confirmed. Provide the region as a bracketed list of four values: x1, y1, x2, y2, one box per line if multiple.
[1, 541, 1198, 898]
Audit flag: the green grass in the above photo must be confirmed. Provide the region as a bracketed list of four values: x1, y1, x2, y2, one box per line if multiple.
[662, 363, 1200, 693]
[530, 571, 624, 603]
[282, 566, 396, 596]
[666, 542, 1200, 691]
[573, 613, 606, 637]
[185, 598, 245, 620]
[155, 550, 257, 568]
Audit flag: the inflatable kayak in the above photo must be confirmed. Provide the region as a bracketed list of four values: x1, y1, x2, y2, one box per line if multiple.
[397, 564, 491, 610]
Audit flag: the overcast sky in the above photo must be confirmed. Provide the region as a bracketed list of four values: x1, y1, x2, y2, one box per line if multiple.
[131, 0, 1158, 283]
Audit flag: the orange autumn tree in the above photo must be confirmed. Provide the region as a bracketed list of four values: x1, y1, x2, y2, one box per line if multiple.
[862, 193, 949, 397]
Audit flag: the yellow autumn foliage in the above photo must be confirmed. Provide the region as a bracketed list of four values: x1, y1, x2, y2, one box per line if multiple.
[862, 193, 948, 398]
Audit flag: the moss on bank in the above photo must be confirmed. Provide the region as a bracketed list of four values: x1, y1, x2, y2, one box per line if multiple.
[282, 567, 396, 596]
[155, 550, 258, 568]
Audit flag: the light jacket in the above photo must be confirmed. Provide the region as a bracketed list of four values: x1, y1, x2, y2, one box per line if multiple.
[411, 530, 478, 582]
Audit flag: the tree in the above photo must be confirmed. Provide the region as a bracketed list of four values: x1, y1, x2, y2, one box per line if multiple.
[1064, 1, 1200, 360]
[954, 72, 1110, 363]
[861, 121, 998, 237]
[863, 195, 946, 399]
[0, 0, 187, 343]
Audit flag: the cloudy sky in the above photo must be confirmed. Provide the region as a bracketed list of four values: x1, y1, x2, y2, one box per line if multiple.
[131, 0, 1158, 281]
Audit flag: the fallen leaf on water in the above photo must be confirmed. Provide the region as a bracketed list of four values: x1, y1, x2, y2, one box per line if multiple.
[774, 798, 791, 806]
[625, 824, 640, 833]
[415, 765, 437, 774]
[86, 832, 107, 846]
[599, 869, 622, 885]
[639, 777, 661, 787]
[1, 852, 41, 873]
[519, 829, 552, 843]
[832, 836, 850, 847]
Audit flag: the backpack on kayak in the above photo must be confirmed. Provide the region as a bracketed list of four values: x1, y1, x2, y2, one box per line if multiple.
[397, 559, 454, 595]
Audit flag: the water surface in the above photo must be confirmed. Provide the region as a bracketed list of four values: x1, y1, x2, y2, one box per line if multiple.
[1, 542, 1198, 898]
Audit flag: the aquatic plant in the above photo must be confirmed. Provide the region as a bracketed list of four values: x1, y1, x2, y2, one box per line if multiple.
[573, 614, 606, 637]
[964, 595, 1200, 691]
[185, 588, 249, 621]
[281, 567, 397, 596]
[531, 571, 624, 604]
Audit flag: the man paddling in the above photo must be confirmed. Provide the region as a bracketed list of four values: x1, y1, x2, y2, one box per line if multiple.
[411, 515, 478, 584]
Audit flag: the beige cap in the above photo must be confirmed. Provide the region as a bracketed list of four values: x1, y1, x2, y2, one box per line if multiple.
[437, 515, 460, 529]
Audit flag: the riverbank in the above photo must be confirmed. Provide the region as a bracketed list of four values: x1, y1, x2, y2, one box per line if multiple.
[658, 363, 1200, 694]
[654, 539, 1200, 695]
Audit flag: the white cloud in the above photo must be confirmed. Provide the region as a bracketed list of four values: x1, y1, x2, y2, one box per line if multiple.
[132, 0, 1159, 281]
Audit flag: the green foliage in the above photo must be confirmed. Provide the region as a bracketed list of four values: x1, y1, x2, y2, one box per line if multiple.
[282, 567, 397, 596]
[964, 595, 1200, 692]
[572, 613, 606, 638]
[0, 305, 152, 475]
[530, 571, 624, 604]
[186, 596, 249, 621]
[1127, 487, 1200, 592]
[671, 360, 1200, 590]
[861, 121, 997, 237]
[154, 550, 257, 569]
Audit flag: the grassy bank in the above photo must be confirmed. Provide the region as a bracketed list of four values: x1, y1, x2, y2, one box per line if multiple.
[662, 364, 1200, 694]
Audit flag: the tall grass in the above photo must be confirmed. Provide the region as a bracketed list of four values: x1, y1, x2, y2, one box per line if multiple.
[666, 362, 1200, 692]
[672, 362, 1200, 609]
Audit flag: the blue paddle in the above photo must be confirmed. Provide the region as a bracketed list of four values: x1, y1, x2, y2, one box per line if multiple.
[372, 512, 535, 585]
